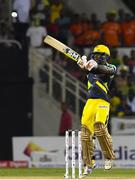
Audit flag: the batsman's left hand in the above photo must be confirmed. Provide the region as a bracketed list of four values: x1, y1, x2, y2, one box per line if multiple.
[85, 60, 98, 71]
[77, 55, 87, 69]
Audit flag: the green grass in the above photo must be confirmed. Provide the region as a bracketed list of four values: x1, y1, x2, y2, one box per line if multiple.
[0, 168, 135, 178]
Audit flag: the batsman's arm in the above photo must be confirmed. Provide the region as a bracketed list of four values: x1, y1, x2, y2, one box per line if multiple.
[77, 57, 116, 76]
[91, 64, 117, 76]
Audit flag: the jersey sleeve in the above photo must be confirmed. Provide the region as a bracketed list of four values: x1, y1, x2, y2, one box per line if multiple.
[91, 63, 117, 75]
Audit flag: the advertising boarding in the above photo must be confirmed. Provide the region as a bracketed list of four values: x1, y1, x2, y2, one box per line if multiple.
[12, 136, 135, 168]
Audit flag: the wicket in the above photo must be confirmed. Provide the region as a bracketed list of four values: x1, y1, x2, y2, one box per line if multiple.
[65, 130, 82, 179]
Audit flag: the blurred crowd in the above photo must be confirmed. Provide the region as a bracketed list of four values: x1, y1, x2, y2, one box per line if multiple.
[1, 0, 135, 47]
[0, 0, 135, 117]
[109, 49, 135, 117]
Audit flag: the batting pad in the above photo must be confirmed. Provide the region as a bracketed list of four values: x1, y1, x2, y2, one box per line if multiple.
[81, 125, 94, 167]
[94, 122, 115, 160]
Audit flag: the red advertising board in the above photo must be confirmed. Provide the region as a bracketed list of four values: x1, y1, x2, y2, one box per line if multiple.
[0, 161, 28, 168]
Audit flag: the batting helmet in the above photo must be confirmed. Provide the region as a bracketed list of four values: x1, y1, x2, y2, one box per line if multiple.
[91, 45, 110, 63]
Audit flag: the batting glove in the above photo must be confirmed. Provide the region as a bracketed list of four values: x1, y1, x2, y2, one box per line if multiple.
[77, 55, 87, 69]
[85, 59, 98, 71]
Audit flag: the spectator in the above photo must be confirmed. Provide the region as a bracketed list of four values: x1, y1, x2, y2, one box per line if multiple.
[121, 13, 135, 46]
[117, 55, 129, 75]
[127, 89, 135, 115]
[90, 13, 101, 29]
[110, 94, 121, 116]
[115, 65, 129, 96]
[46, 16, 59, 38]
[32, 2, 46, 25]
[128, 49, 135, 75]
[50, 0, 64, 23]
[42, 0, 50, 7]
[56, 9, 71, 44]
[30, 0, 50, 25]
[101, 11, 122, 47]
[130, 15, 135, 34]
[70, 13, 93, 47]
[75, 21, 101, 47]
[69, 14, 83, 46]
[80, 13, 90, 33]
[59, 102, 72, 136]
[109, 49, 121, 67]
[117, 8, 125, 23]
[127, 75, 135, 93]
[116, 96, 132, 117]
[122, 54, 130, 66]
[26, 19, 47, 48]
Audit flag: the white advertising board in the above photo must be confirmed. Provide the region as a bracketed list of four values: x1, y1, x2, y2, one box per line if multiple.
[12, 136, 135, 168]
[111, 117, 135, 135]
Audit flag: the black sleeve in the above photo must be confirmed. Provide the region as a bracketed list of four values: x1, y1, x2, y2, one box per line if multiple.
[91, 64, 117, 75]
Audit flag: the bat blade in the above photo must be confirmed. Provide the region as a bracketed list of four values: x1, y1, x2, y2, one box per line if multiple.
[44, 35, 81, 62]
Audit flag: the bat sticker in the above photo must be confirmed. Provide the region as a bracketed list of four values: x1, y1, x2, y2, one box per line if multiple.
[65, 48, 80, 61]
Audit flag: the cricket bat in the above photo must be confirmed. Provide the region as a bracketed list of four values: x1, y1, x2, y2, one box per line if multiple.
[44, 35, 81, 62]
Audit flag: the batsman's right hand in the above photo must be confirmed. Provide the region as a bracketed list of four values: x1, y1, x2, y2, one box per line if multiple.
[77, 55, 87, 69]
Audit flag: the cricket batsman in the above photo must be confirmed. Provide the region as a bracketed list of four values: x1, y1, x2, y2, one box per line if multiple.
[77, 45, 116, 175]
